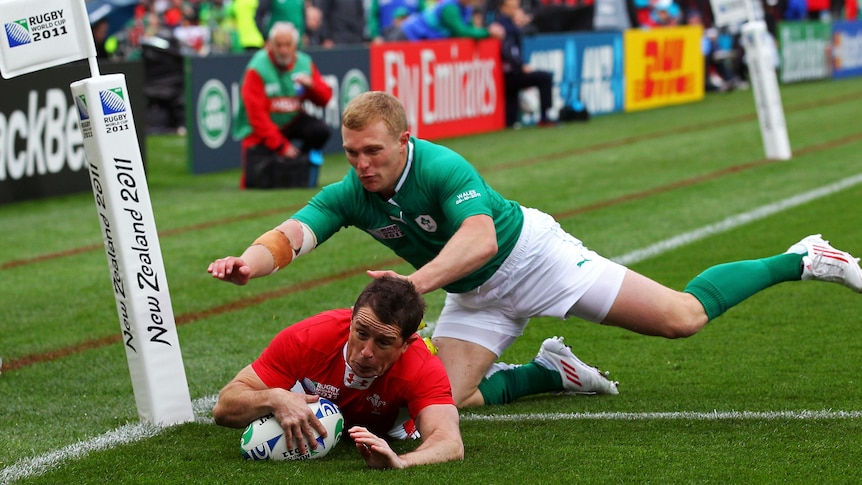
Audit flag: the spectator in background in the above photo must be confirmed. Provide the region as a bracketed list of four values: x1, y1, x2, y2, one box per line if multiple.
[382, 7, 413, 41]
[317, 0, 368, 47]
[233, 0, 266, 50]
[162, 0, 188, 27]
[304, 2, 325, 45]
[199, 0, 239, 53]
[493, 0, 554, 127]
[93, 18, 113, 59]
[234, 21, 333, 188]
[367, 0, 426, 43]
[783, 0, 808, 19]
[257, 0, 308, 45]
[174, 8, 212, 55]
[688, 9, 735, 92]
[644, 0, 680, 27]
[806, 0, 830, 19]
[394, 0, 506, 41]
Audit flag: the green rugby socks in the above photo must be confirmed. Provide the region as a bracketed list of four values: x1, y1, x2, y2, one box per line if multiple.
[684, 252, 804, 321]
[478, 362, 560, 405]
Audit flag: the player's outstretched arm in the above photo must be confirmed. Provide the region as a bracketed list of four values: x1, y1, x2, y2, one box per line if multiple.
[207, 219, 317, 284]
[349, 426, 404, 469]
[404, 404, 464, 467]
[350, 404, 463, 469]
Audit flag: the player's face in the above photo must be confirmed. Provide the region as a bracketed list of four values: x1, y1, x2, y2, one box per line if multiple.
[342, 120, 409, 199]
[346, 307, 411, 378]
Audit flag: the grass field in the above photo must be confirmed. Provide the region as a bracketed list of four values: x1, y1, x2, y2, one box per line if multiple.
[2, 77, 862, 484]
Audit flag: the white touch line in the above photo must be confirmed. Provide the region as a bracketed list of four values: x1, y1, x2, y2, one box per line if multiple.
[4, 174, 862, 483]
[613, 173, 862, 266]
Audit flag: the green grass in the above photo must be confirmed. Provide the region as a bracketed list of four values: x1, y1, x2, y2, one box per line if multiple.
[2, 77, 862, 484]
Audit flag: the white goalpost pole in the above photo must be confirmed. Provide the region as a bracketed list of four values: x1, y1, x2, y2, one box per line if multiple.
[0, 0, 193, 425]
[709, 0, 792, 160]
[740, 0, 792, 160]
[740, 19, 792, 160]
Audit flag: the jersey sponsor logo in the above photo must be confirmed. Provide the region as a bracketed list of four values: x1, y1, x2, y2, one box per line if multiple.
[270, 96, 302, 113]
[414, 215, 437, 232]
[367, 224, 405, 240]
[455, 189, 482, 205]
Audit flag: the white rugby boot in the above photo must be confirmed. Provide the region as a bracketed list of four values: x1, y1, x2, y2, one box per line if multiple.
[534, 336, 619, 395]
[788, 234, 862, 293]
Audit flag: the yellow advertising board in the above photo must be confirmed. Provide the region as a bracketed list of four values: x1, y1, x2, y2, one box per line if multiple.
[624, 26, 704, 111]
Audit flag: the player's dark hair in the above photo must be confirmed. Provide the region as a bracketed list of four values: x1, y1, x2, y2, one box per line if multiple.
[353, 276, 426, 340]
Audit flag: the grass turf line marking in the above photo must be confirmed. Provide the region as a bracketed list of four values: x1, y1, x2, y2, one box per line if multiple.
[0, 423, 163, 485]
[462, 410, 862, 422]
[612, 173, 862, 266]
[0, 397, 217, 485]
[4, 174, 862, 483]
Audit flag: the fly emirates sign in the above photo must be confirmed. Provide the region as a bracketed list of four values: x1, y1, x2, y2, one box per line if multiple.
[371, 39, 505, 140]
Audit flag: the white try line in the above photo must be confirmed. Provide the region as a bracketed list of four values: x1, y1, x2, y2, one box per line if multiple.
[4, 173, 862, 484]
[461, 410, 862, 422]
[0, 397, 215, 485]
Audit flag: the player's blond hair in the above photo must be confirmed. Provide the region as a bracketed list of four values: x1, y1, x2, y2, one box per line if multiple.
[342, 91, 408, 139]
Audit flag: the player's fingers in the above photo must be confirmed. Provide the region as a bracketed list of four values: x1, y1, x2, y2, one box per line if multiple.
[289, 424, 309, 454]
[310, 416, 327, 439]
[302, 421, 319, 450]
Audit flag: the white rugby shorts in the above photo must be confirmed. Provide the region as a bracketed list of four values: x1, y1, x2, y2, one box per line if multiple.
[432, 207, 626, 356]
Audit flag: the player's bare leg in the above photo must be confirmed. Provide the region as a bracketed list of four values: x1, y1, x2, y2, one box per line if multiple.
[432, 337, 497, 408]
[602, 269, 708, 338]
[603, 235, 862, 336]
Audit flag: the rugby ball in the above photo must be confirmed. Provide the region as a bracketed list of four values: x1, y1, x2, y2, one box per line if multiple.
[240, 398, 344, 460]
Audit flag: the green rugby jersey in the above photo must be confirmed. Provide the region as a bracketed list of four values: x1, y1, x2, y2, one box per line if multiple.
[292, 137, 524, 293]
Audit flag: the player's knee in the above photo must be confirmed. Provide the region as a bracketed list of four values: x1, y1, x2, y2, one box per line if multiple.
[657, 305, 707, 339]
[453, 389, 484, 409]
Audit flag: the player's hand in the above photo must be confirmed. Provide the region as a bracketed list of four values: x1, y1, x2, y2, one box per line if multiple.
[207, 257, 253, 285]
[350, 426, 405, 469]
[487, 22, 505, 39]
[366, 269, 408, 281]
[292, 73, 312, 87]
[282, 143, 300, 159]
[273, 393, 326, 456]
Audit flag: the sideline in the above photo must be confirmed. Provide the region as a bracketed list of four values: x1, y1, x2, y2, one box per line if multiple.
[613, 173, 862, 266]
[4, 174, 862, 484]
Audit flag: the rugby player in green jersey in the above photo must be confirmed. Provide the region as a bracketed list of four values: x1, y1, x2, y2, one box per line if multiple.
[209, 91, 862, 409]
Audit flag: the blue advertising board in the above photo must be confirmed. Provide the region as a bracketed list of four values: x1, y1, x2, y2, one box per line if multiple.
[187, 45, 370, 175]
[522, 31, 625, 118]
[832, 20, 862, 79]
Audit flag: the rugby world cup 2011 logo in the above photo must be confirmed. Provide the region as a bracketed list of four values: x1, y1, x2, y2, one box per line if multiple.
[99, 88, 126, 115]
[4, 19, 31, 47]
[75, 95, 89, 121]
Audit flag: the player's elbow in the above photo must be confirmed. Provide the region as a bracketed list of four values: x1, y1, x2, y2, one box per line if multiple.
[478, 237, 498, 262]
[452, 440, 465, 461]
[212, 400, 243, 429]
[211, 401, 230, 427]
